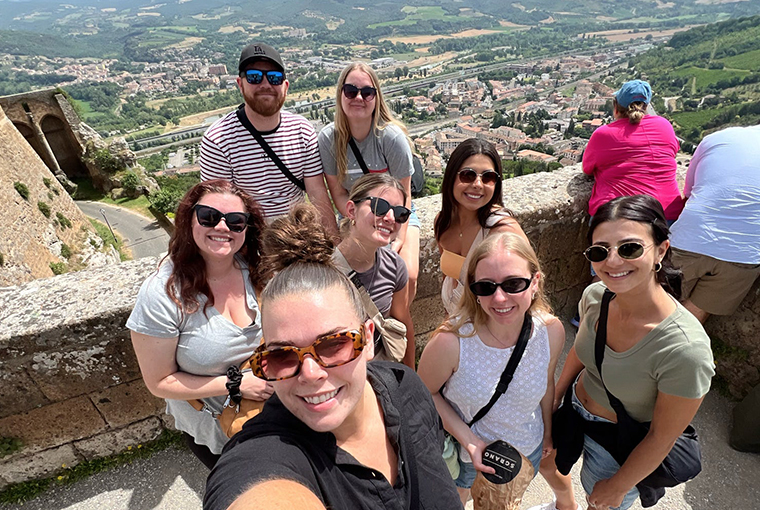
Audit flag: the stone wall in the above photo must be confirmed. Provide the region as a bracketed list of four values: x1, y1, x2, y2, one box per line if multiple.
[0, 166, 758, 488]
[0, 107, 100, 286]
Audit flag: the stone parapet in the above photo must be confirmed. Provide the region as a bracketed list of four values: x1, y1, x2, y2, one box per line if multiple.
[0, 165, 758, 488]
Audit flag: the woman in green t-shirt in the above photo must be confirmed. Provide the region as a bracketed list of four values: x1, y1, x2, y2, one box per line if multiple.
[530, 195, 714, 510]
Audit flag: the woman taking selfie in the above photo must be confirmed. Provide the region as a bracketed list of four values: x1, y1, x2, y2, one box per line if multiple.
[435, 138, 528, 314]
[418, 232, 564, 508]
[318, 63, 420, 333]
[127, 180, 272, 469]
[534, 195, 714, 510]
[203, 205, 461, 510]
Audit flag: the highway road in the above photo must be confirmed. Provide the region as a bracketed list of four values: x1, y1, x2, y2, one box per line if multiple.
[76, 201, 170, 260]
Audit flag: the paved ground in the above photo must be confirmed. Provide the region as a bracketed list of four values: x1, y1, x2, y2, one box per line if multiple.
[76, 201, 170, 260]
[4, 325, 758, 510]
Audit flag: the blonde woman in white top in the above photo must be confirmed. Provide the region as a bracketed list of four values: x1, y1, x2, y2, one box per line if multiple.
[418, 232, 564, 507]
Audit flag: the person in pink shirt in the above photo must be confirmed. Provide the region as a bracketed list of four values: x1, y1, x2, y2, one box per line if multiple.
[582, 80, 683, 222]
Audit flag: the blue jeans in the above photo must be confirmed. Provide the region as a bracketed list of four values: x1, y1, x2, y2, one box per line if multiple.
[408, 201, 420, 229]
[454, 442, 542, 489]
[571, 383, 640, 510]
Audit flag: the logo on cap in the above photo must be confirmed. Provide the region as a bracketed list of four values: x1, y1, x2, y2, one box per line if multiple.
[252, 45, 266, 56]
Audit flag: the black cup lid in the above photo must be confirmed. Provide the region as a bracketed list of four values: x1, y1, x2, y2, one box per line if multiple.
[481, 440, 522, 485]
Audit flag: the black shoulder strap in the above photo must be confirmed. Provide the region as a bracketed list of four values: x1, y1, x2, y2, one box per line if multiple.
[348, 138, 370, 175]
[236, 105, 305, 191]
[468, 312, 532, 427]
[375, 367, 419, 510]
[594, 289, 629, 418]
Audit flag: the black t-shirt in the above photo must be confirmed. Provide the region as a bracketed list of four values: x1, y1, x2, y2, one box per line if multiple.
[203, 362, 461, 510]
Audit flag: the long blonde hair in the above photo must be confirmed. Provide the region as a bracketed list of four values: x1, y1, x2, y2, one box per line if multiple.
[437, 232, 552, 336]
[333, 62, 412, 184]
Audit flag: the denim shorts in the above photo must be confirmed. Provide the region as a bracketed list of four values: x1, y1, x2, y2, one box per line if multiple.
[571, 383, 639, 510]
[408, 201, 420, 229]
[454, 441, 542, 489]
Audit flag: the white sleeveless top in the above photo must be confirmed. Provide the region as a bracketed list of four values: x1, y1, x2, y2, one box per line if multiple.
[442, 316, 550, 461]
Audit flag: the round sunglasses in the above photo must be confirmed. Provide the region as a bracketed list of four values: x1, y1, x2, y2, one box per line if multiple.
[193, 204, 250, 233]
[457, 168, 500, 186]
[469, 277, 532, 297]
[250, 329, 366, 381]
[244, 69, 285, 86]
[354, 196, 411, 223]
[342, 83, 377, 101]
[583, 241, 649, 263]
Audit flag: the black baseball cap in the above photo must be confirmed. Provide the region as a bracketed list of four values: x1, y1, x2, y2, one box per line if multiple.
[238, 43, 285, 73]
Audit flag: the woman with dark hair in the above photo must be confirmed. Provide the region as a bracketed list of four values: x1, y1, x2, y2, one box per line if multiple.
[435, 138, 528, 314]
[531, 195, 714, 510]
[582, 80, 684, 223]
[203, 204, 461, 510]
[127, 179, 272, 469]
[318, 62, 420, 318]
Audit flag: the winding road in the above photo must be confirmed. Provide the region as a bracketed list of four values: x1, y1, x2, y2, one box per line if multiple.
[76, 201, 170, 260]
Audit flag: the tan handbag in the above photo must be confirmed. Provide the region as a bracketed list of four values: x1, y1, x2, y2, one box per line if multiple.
[188, 359, 265, 437]
[332, 249, 408, 362]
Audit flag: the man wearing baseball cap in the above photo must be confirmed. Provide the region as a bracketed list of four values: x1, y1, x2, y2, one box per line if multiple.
[200, 42, 337, 235]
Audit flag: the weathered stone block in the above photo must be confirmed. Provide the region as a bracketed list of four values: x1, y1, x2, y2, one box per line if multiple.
[411, 295, 446, 337]
[74, 417, 162, 461]
[90, 380, 164, 428]
[27, 335, 141, 401]
[0, 396, 106, 456]
[0, 444, 79, 489]
[0, 365, 49, 419]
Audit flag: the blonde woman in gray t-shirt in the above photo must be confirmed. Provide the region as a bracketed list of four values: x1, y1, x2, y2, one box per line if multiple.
[127, 180, 273, 469]
[532, 195, 714, 510]
[318, 62, 419, 367]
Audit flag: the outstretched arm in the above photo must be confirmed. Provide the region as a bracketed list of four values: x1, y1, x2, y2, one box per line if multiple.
[227, 479, 326, 510]
[304, 174, 339, 241]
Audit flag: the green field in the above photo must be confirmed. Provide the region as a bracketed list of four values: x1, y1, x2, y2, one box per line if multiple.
[136, 29, 190, 48]
[720, 48, 760, 71]
[669, 66, 751, 91]
[368, 6, 466, 29]
[669, 109, 724, 132]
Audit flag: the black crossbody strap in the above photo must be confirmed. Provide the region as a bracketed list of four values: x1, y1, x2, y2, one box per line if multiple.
[348, 138, 370, 175]
[236, 105, 305, 191]
[594, 289, 629, 418]
[467, 312, 532, 427]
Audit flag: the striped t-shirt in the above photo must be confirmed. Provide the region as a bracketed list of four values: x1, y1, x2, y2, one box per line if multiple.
[200, 110, 324, 218]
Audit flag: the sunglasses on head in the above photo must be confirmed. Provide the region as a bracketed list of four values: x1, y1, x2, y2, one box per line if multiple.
[244, 69, 285, 85]
[193, 204, 250, 233]
[250, 329, 366, 381]
[470, 277, 533, 297]
[457, 168, 500, 186]
[583, 241, 649, 263]
[354, 196, 411, 224]
[342, 83, 377, 101]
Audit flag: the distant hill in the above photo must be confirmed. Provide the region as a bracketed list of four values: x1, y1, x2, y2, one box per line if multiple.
[630, 15, 760, 146]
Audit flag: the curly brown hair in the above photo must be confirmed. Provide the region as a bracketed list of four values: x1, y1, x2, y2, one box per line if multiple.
[165, 179, 265, 315]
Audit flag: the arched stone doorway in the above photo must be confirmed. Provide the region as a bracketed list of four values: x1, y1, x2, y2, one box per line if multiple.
[13, 121, 53, 169]
[40, 115, 88, 178]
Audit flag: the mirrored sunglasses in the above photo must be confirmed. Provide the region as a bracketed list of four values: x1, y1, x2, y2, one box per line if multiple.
[250, 329, 366, 381]
[244, 69, 285, 85]
[355, 196, 411, 224]
[583, 242, 648, 263]
[342, 83, 377, 101]
[457, 168, 500, 185]
[193, 204, 250, 233]
[469, 277, 532, 297]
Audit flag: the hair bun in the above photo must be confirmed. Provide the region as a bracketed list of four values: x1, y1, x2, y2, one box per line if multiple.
[261, 204, 335, 277]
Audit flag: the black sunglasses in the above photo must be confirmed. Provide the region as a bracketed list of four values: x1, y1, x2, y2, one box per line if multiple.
[342, 83, 377, 101]
[244, 69, 285, 85]
[583, 242, 649, 263]
[193, 204, 250, 233]
[470, 277, 532, 297]
[354, 196, 411, 224]
[250, 329, 366, 381]
[457, 168, 500, 185]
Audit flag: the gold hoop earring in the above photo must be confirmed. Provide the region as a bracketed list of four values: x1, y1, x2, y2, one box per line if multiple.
[351, 219, 356, 226]
[654, 262, 663, 272]
[476, 298, 480, 304]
